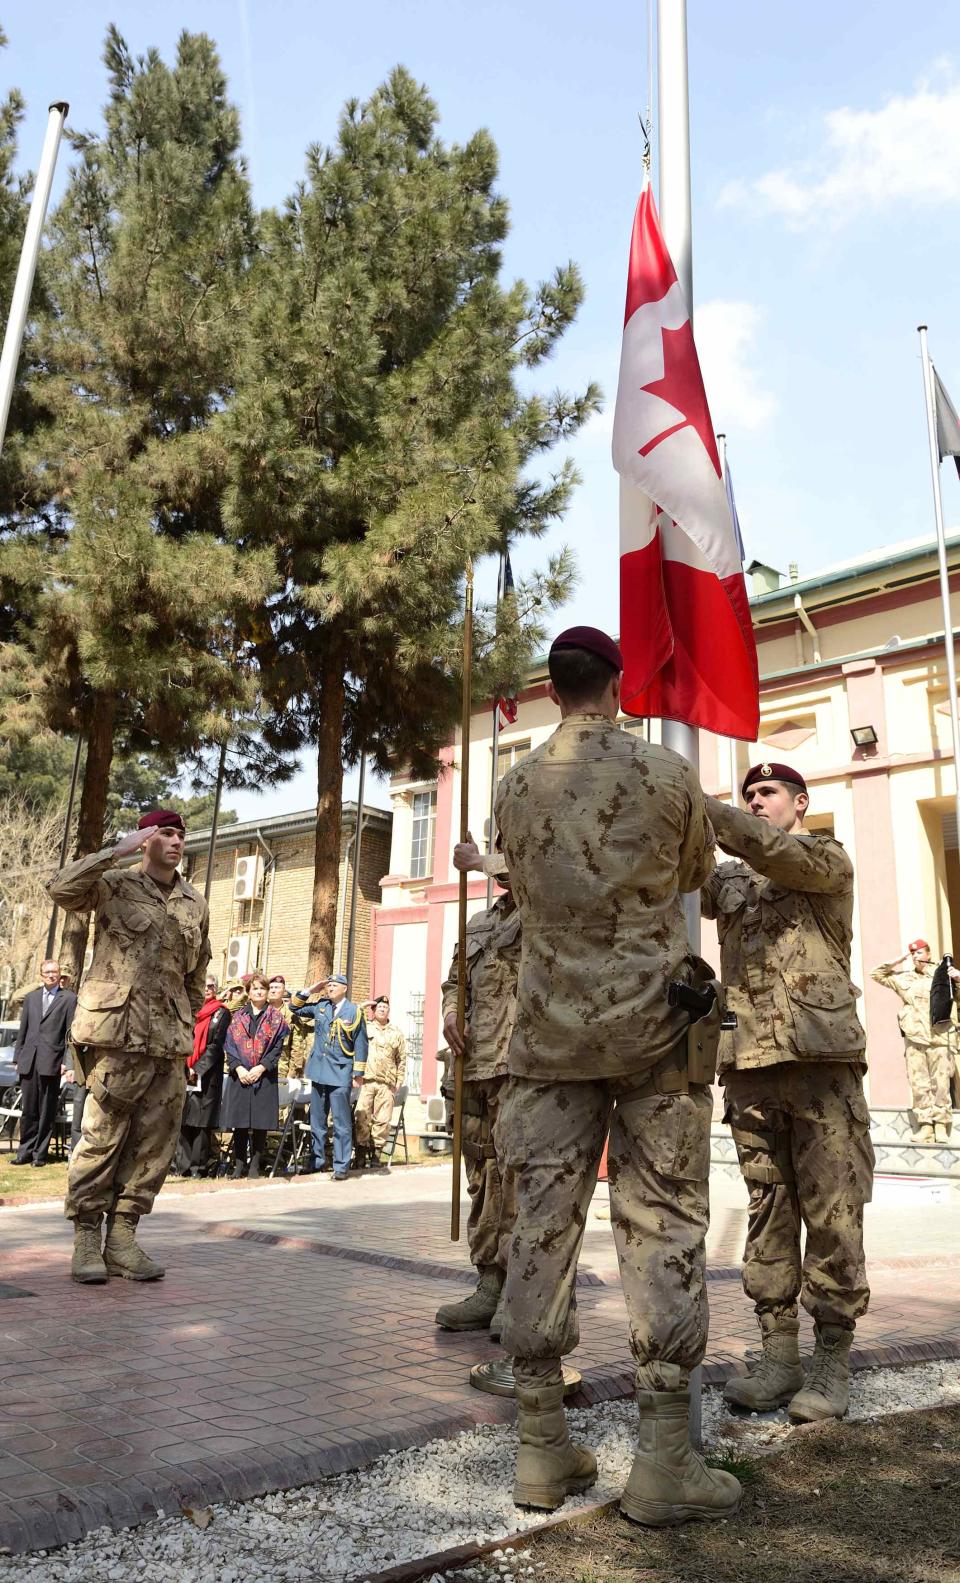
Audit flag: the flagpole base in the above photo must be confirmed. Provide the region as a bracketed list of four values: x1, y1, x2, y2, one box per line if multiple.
[469, 1357, 582, 1399]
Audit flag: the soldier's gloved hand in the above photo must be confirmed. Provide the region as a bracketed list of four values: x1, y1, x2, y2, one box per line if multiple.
[443, 1009, 467, 1058]
[453, 833, 483, 873]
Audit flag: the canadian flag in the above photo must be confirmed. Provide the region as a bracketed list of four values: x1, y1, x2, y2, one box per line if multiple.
[613, 187, 759, 739]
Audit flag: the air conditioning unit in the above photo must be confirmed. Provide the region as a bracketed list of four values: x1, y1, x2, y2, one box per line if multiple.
[225, 934, 253, 980]
[233, 855, 264, 902]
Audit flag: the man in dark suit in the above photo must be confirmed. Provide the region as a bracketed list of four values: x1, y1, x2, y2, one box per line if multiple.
[13, 959, 77, 1167]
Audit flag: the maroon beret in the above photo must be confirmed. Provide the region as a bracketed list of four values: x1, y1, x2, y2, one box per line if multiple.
[550, 625, 623, 673]
[741, 761, 807, 799]
[137, 809, 186, 833]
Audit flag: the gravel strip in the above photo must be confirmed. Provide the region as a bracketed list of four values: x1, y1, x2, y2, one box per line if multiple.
[6, 1360, 960, 1583]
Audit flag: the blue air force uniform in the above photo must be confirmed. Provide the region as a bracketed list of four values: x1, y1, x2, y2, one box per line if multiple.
[291, 981, 368, 1177]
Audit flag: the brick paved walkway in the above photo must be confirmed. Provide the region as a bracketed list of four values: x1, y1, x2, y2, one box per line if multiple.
[1, 1167, 959, 1555]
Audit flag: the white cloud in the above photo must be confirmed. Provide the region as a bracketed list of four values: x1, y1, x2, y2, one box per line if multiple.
[720, 68, 960, 229]
[694, 300, 778, 431]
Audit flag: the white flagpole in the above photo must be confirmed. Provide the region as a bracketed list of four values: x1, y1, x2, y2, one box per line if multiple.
[657, 0, 703, 1449]
[716, 432, 740, 806]
[487, 549, 507, 909]
[918, 325, 960, 847]
[0, 101, 68, 452]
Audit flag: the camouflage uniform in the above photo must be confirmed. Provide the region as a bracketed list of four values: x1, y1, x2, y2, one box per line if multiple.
[278, 1004, 312, 1081]
[355, 1020, 407, 1152]
[703, 798, 874, 1331]
[48, 846, 211, 1223]
[440, 893, 521, 1277]
[495, 714, 714, 1389]
[870, 959, 953, 1127]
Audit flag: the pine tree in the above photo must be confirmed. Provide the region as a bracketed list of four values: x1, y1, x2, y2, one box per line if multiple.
[224, 68, 598, 976]
[0, 28, 276, 976]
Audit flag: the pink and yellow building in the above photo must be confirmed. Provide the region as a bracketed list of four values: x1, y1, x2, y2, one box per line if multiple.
[372, 532, 960, 1111]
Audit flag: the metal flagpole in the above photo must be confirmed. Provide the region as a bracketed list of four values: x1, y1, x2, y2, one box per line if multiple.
[0, 102, 68, 453]
[345, 753, 367, 986]
[451, 560, 474, 1240]
[919, 326, 960, 848]
[716, 433, 740, 807]
[657, 0, 703, 1449]
[487, 549, 507, 909]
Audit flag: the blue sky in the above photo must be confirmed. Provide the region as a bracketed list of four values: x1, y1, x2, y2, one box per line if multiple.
[5, 0, 960, 817]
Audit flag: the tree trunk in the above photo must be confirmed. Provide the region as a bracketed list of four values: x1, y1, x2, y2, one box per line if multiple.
[308, 644, 345, 983]
[58, 691, 117, 982]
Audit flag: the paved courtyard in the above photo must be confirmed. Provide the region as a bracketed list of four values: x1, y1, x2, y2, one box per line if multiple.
[1, 1164, 959, 1555]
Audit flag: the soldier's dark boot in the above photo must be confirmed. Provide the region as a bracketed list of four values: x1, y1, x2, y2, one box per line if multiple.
[620, 1390, 742, 1526]
[788, 1324, 853, 1422]
[71, 1216, 107, 1285]
[724, 1312, 804, 1411]
[435, 1264, 503, 1330]
[513, 1373, 597, 1510]
[104, 1212, 165, 1281]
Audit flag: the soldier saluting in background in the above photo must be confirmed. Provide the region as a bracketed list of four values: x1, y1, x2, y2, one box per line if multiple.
[703, 763, 874, 1423]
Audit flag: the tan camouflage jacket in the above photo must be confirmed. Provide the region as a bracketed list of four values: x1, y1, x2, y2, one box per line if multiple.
[495, 713, 714, 1080]
[363, 1021, 407, 1088]
[48, 846, 211, 1061]
[870, 959, 954, 1050]
[278, 1004, 312, 1080]
[441, 894, 521, 1081]
[702, 799, 865, 1073]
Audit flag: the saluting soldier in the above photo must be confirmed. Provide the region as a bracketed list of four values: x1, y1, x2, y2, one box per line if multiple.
[48, 810, 211, 1285]
[354, 997, 407, 1167]
[435, 851, 520, 1335]
[493, 626, 740, 1525]
[289, 974, 367, 1179]
[871, 942, 954, 1143]
[703, 763, 874, 1423]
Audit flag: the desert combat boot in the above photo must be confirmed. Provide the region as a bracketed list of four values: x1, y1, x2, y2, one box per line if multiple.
[620, 1391, 742, 1527]
[513, 1377, 597, 1510]
[788, 1324, 853, 1422]
[724, 1312, 805, 1411]
[435, 1264, 503, 1331]
[103, 1212, 165, 1281]
[71, 1216, 107, 1285]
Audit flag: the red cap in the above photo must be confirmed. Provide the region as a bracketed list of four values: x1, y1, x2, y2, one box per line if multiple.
[908, 939, 930, 952]
[741, 762, 807, 799]
[550, 626, 623, 673]
[137, 809, 186, 833]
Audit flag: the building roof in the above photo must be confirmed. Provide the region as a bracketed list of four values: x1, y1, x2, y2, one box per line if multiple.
[183, 800, 391, 853]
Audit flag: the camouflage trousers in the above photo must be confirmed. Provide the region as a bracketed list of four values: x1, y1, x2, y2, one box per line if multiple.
[354, 1080, 396, 1152]
[65, 1050, 185, 1223]
[498, 1076, 711, 1390]
[462, 1076, 517, 1275]
[723, 1061, 874, 1330]
[903, 1039, 953, 1126]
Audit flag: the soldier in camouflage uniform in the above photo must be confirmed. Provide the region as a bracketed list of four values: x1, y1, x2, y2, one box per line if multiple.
[871, 943, 954, 1143]
[703, 762, 874, 1423]
[492, 627, 740, 1525]
[435, 855, 520, 1333]
[354, 997, 407, 1165]
[49, 810, 211, 1285]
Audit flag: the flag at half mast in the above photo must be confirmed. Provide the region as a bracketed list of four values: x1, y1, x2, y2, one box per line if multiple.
[495, 549, 519, 728]
[613, 186, 759, 739]
[934, 366, 960, 482]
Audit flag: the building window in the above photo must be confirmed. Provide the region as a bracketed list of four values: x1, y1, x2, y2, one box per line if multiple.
[496, 739, 531, 783]
[619, 718, 646, 738]
[409, 790, 437, 878]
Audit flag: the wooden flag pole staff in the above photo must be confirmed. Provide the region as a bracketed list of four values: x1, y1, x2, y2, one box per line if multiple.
[451, 558, 474, 1240]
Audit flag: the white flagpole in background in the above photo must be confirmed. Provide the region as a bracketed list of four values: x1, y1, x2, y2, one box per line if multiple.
[716, 432, 740, 806]
[918, 325, 960, 847]
[656, 0, 703, 1448]
[486, 548, 507, 909]
[0, 101, 68, 453]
